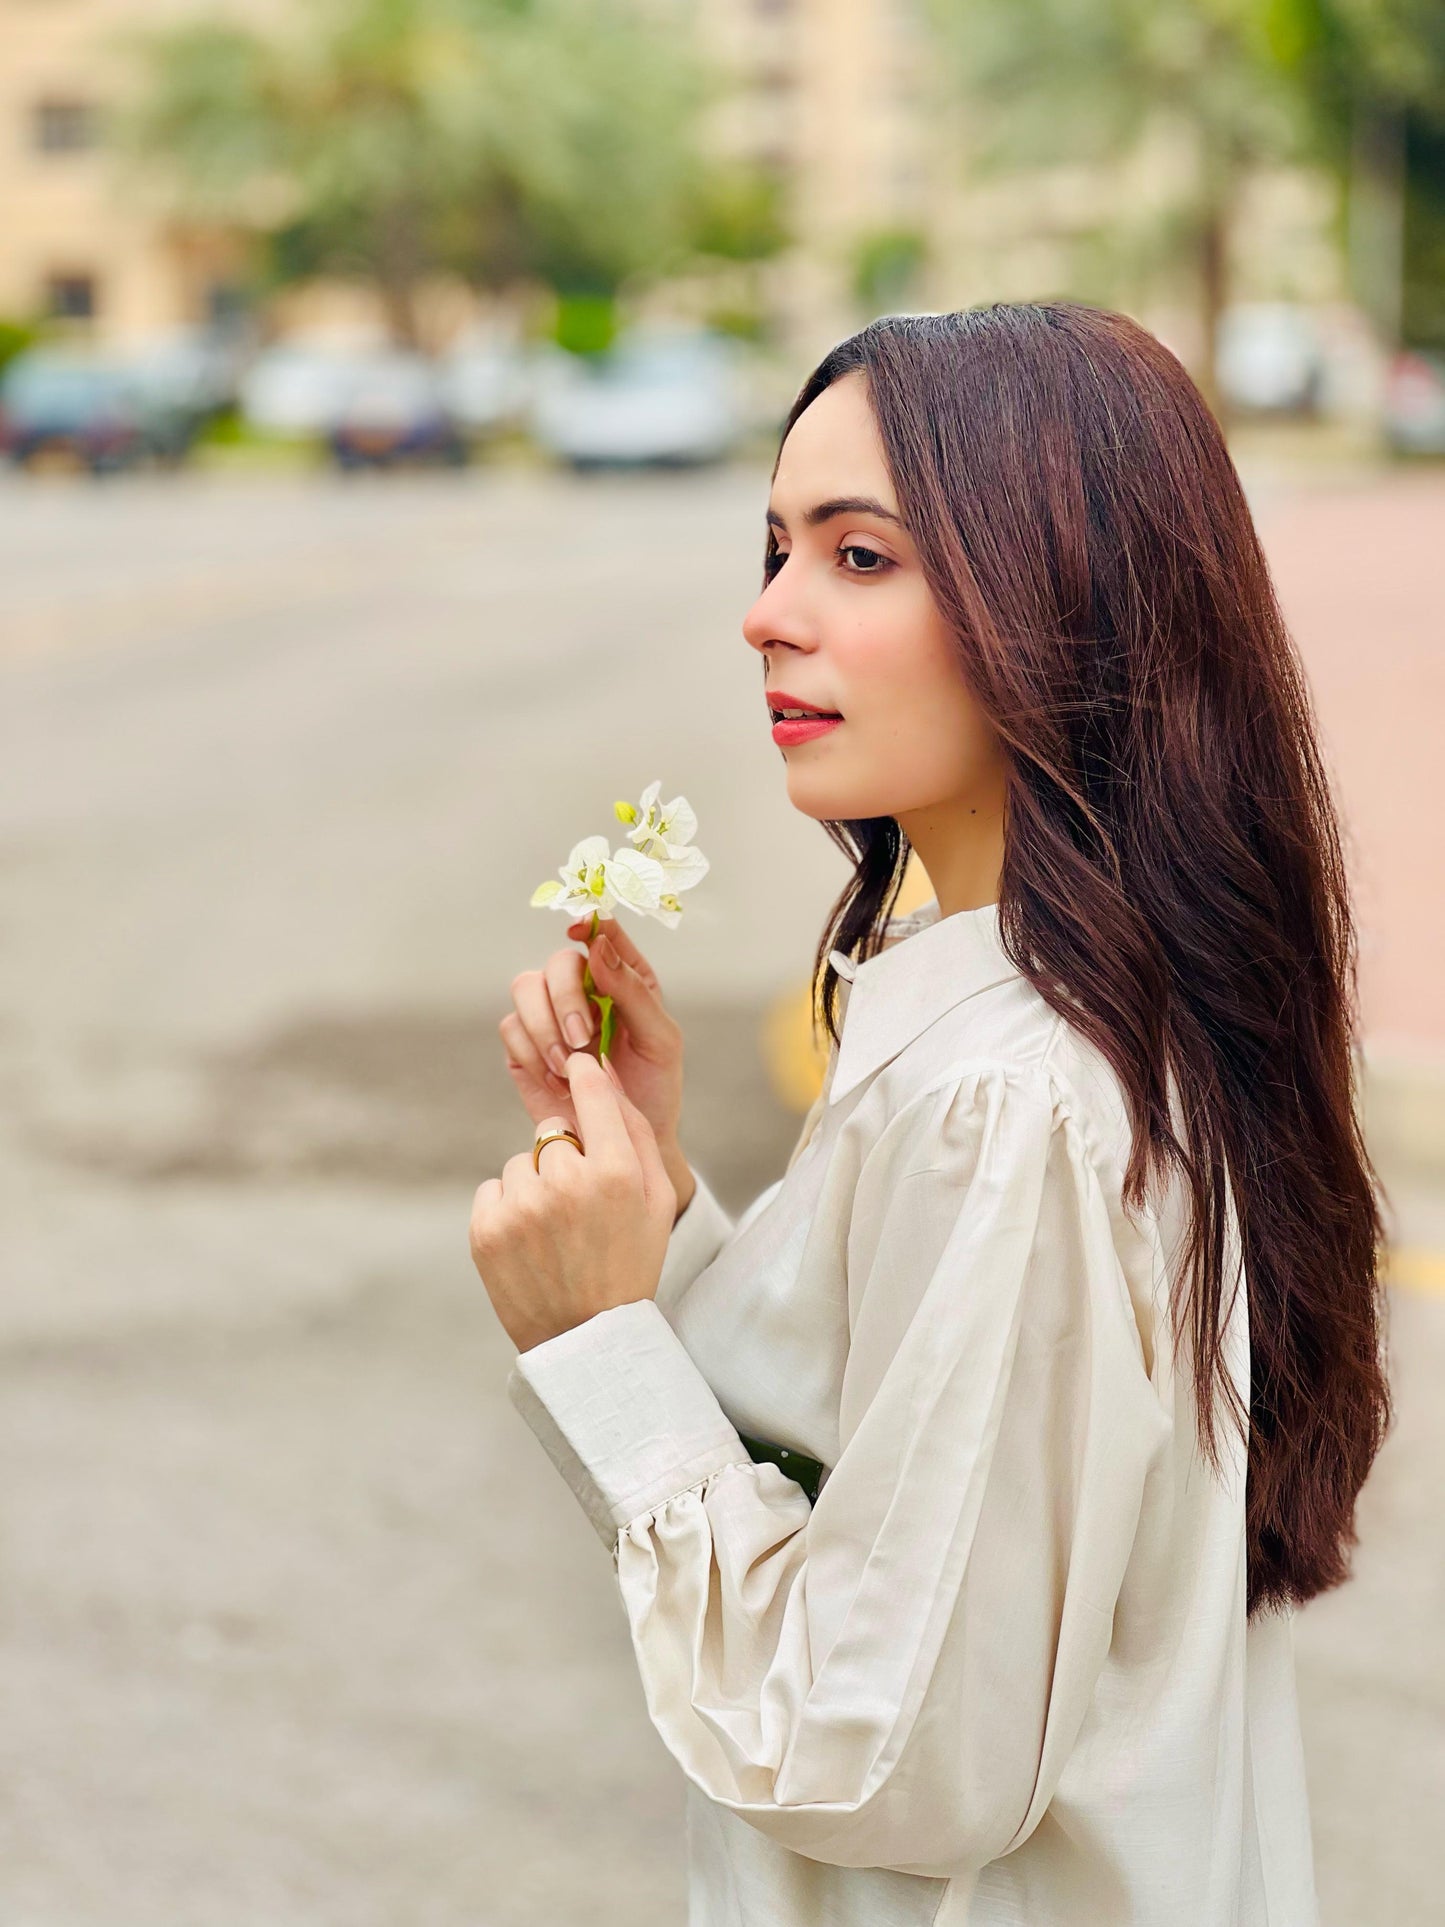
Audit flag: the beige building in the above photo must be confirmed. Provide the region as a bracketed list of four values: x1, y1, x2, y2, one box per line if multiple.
[0, 0, 1341, 368]
[0, 0, 285, 342]
[0, 0, 945, 355]
[690, 0, 940, 356]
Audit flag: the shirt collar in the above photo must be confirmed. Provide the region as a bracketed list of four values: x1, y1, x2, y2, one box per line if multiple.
[825, 898, 1021, 1104]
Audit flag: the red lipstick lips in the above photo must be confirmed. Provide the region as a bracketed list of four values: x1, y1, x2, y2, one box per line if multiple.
[766, 688, 845, 748]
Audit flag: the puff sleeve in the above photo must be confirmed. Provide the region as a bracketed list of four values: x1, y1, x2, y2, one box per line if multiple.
[506, 1065, 1172, 1877]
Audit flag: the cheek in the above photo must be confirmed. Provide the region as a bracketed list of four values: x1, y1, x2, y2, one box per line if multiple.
[833, 592, 938, 702]
[842, 598, 966, 736]
[841, 605, 997, 795]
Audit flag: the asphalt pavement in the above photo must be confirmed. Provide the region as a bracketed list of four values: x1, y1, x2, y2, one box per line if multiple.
[0, 461, 1440, 1924]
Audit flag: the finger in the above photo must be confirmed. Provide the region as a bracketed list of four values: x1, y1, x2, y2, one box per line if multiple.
[499, 1010, 572, 1104]
[543, 946, 597, 1053]
[569, 913, 661, 991]
[468, 1177, 503, 1259]
[510, 967, 576, 1082]
[530, 1112, 585, 1184]
[600, 1065, 674, 1212]
[573, 921, 675, 1056]
[562, 1050, 634, 1172]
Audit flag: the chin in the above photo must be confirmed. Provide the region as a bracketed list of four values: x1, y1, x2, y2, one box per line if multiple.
[784, 767, 880, 822]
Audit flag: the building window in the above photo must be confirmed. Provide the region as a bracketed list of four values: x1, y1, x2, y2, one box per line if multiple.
[34, 99, 100, 154]
[46, 273, 98, 321]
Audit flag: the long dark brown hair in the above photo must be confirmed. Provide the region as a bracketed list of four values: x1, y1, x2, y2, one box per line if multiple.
[776, 302, 1391, 1617]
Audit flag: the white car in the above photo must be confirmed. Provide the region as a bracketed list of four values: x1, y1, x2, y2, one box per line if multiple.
[1217, 303, 1324, 416]
[121, 326, 249, 417]
[439, 331, 533, 434]
[238, 341, 375, 437]
[528, 328, 749, 468]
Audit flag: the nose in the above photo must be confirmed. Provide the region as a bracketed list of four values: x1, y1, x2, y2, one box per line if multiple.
[741, 570, 817, 668]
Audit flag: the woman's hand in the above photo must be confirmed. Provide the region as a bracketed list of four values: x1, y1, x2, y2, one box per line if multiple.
[469, 1051, 677, 1354]
[499, 912, 686, 1168]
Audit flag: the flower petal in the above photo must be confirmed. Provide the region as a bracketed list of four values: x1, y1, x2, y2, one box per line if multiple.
[606, 846, 665, 908]
[657, 846, 709, 890]
[530, 880, 565, 906]
[662, 796, 697, 845]
[567, 833, 612, 872]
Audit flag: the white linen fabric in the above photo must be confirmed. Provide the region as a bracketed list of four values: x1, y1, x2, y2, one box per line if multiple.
[507, 898, 1320, 1925]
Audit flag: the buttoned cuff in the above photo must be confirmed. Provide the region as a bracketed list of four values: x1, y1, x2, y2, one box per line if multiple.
[507, 1297, 752, 1555]
[654, 1166, 735, 1319]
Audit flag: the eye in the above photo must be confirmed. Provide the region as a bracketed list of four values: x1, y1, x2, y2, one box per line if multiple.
[839, 543, 892, 575]
[761, 541, 894, 582]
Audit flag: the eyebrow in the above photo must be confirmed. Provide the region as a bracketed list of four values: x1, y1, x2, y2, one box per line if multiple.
[764, 494, 905, 533]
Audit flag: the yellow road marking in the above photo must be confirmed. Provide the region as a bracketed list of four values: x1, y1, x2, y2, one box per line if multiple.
[1389, 1250, 1445, 1297]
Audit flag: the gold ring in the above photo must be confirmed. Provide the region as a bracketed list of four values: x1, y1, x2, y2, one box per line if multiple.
[533, 1127, 584, 1173]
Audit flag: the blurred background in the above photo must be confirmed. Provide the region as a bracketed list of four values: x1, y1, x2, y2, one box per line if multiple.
[0, 1, 1441, 1921]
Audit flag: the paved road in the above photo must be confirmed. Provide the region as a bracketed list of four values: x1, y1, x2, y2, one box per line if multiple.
[0, 464, 1440, 1923]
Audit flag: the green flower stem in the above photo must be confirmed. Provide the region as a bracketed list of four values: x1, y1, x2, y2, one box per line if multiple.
[582, 908, 616, 1058]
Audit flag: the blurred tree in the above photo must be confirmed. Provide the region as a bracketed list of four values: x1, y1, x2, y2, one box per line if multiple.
[1278, 0, 1445, 348]
[851, 227, 930, 315]
[0, 318, 42, 378]
[551, 290, 621, 355]
[923, 0, 1320, 406]
[683, 163, 792, 348]
[115, 0, 783, 348]
[1401, 122, 1445, 349]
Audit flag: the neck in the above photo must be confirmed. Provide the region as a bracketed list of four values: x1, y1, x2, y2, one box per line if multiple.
[895, 793, 1006, 917]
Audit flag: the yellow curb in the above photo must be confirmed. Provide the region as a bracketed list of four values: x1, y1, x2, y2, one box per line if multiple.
[1388, 1250, 1445, 1297]
[761, 862, 938, 1114]
[762, 978, 829, 1114]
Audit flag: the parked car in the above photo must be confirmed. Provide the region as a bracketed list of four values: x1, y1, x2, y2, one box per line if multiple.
[0, 349, 196, 472]
[123, 326, 247, 422]
[326, 352, 468, 469]
[1217, 303, 1325, 416]
[1382, 348, 1445, 456]
[439, 330, 533, 437]
[238, 340, 372, 438]
[527, 327, 749, 469]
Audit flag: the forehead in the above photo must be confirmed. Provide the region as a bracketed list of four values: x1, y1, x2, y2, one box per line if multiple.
[770, 372, 896, 513]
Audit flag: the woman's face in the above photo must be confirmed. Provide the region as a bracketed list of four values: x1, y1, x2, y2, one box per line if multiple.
[741, 371, 1007, 829]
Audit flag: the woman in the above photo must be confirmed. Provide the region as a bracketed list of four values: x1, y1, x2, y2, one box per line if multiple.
[469, 302, 1392, 1924]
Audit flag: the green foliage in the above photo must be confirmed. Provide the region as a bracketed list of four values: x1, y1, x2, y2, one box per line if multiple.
[685, 166, 791, 264]
[925, 0, 1310, 194]
[0, 318, 41, 378]
[851, 228, 929, 314]
[1404, 116, 1445, 346]
[703, 303, 771, 345]
[922, 0, 1445, 366]
[1272, 0, 1445, 158]
[550, 291, 619, 355]
[920, 0, 1333, 393]
[116, 0, 781, 339]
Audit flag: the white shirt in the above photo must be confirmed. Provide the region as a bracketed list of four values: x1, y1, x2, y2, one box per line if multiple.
[508, 897, 1320, 1924]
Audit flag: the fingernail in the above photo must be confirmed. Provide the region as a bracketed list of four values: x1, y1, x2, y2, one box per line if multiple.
[563, 1013, 591, 1048]
[602, 1055, 621, 1084]
[600, 938, 619, 968]
[548, 1044, 569, 1075]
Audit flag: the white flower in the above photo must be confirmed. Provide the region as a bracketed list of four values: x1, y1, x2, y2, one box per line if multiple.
[530, 833, 665, 919]
[613, 780, 709, 925]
